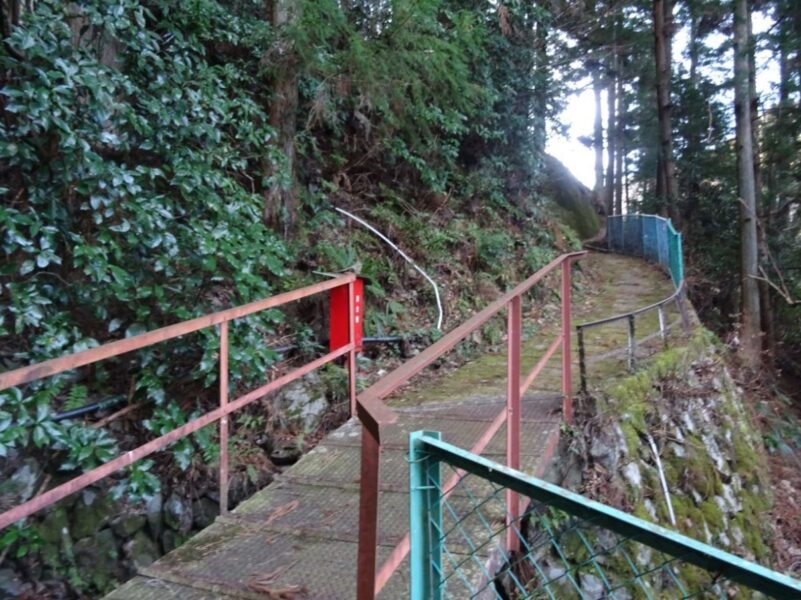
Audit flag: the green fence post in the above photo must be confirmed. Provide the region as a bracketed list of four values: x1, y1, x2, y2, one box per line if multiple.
[409, 431, 443, 600]
[677, 232, 684, 284]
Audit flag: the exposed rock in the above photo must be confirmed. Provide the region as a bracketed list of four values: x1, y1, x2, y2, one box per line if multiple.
[145, 492, 163, 538]
[274, 372, 329, 430]
[669, 441, 686, 458]
[111, 512, 147, 538]
[0, 568, 28, 597]
[720, 484, 741, 513]
[622, 462, 642, 489]
[590, 434, 619, 472]
[74, 528, 119, 591]
[192, 497, 219, 529]
[124, 531, 159, 570]
[642, 498, 657, 520]
[579, 572, 604, 599]
[72, 489, 114, 540]
[164, 493, 193, 533]
[0, 458, 41, 506]
[701, 433, 729, 476]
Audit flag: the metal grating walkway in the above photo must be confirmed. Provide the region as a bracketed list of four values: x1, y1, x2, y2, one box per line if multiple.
[105, 394, 562, 600]
[104, 252, 679, 599]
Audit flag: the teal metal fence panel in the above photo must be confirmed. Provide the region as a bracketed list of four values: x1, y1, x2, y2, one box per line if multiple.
[642, 216, 659, 263]
[607, 217, 623, 252]
[608, 214, 683, 287]
[409, 431, 801, 600]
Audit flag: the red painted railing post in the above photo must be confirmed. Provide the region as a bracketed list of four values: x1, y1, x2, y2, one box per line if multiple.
[219, 320, 229, 515]
[348, 281, 358, 417]
[506, 295, 522, 552]
[357, 425, 381, 600]
[561, 258, 574, 423]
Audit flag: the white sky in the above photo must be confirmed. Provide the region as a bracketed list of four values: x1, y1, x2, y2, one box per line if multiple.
[546, 10, 780, 190]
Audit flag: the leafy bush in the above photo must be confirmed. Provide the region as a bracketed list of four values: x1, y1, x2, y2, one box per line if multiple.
[0, 0, 287, 483]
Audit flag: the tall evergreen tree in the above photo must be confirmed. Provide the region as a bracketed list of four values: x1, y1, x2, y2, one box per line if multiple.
[733, 0, 762, 368]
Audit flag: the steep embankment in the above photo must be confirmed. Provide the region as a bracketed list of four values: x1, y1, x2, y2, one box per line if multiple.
[553, 326, 779, 574]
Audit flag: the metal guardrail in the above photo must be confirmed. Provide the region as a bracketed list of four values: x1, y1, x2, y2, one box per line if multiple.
[0, 274, 360, 530]
[354, 251, 587, 599]
[409, 431, 801, 599]
[577, 214, 689, 393]
[0, 250, 587, 600]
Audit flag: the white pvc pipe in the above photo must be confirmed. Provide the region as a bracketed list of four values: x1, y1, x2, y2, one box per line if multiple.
[647, 432, 676, 527]
[334, 207, 444, 331]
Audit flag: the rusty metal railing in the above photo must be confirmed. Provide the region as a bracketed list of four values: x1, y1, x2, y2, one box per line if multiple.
[0, 251, 586, 599]
[352, 251, 587, 599]
[0, 273, 360, 530]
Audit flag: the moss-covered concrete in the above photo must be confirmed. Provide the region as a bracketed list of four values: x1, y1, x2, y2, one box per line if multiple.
[593, 329, 775, 568]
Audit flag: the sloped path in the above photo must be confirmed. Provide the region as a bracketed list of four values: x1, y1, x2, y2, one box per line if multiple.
[105, 252, 677, 600]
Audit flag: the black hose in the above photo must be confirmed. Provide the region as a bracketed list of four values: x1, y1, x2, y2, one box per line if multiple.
[53, 395, 126, 422]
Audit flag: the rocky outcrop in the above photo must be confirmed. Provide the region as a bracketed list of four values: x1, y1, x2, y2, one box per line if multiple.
[0, 483, 222, 598]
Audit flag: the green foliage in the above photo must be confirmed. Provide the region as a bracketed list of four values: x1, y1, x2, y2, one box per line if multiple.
[292, 0, 549, 203]
[110, 460, 160, 503]
[0, 522, 43, 559]
[0, 0, 287, 495]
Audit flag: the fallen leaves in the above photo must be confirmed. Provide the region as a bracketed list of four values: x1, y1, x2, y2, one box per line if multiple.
[248, 564, 308, 599]
[265, 499, 300, 525]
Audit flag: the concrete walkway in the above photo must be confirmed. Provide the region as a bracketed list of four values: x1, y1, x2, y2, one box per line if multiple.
[105, 252, 677, 600]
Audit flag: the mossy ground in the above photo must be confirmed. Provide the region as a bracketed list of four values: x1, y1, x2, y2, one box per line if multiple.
[389, 251, 678, 406]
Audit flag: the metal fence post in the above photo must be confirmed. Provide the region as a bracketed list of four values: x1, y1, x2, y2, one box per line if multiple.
[658, 305, 667, 348]
[409, 431, 443, 600]
[357, 425, 381, 600]
[506, 296, 522, 553]
[577, 326, 587, 394]
[348, 281, 358, 417]
[627, 314, 636, 372]
[219, 321, 229, 515]
[561, 259, 574, 423]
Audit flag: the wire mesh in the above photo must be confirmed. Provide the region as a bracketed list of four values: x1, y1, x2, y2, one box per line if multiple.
[608, 215, 682, 287]
[410, 435, 800, 600]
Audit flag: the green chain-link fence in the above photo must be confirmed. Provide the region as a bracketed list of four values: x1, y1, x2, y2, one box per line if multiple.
[409, 431, 801, 600]
[608, 215, 683, 287]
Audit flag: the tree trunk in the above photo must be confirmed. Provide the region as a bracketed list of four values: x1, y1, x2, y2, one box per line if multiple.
[615, 60, 624, 216]
[733, 0, 762, 369]
[604, 32, 617, 217]
[593, 67, 605, 208]
[264, 0, 300, 234]
[653, 0, 678, 222]
[747, 5, 762, 207]
[689, 4, 700, 86]
[746, 4, 773, 365]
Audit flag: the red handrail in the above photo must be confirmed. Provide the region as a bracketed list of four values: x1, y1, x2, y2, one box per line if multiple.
[0, 250, 587, 599]
[0, 273, 358, 530]
[352, 251, 587, 598]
